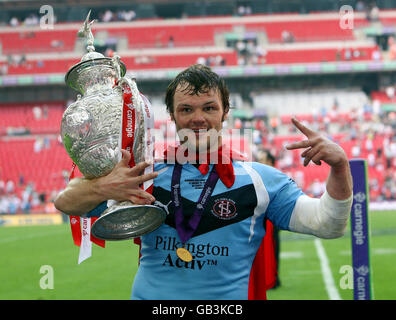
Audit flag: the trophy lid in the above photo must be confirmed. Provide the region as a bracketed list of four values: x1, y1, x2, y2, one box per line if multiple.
[65, 10, 126, 93]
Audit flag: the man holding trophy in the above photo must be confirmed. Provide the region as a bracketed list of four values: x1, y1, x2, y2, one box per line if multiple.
[55, 14, 353, 300]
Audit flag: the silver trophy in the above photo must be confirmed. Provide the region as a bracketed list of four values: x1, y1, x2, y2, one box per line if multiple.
[61, 11, 166, 240]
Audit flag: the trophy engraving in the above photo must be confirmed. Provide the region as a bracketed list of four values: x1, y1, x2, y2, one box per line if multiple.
[61, 12, 166, 240]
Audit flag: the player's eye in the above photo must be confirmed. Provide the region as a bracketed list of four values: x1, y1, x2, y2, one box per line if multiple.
[180, 107, 191, 113]
[204, 106, 216, 111]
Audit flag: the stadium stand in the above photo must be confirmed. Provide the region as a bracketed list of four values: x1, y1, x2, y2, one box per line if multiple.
[0, 101, 65, 134]
[1, 4, 396, 215]
[0, 11, 386, 76]
[0, 93, 395, 214]
[0, 14, 362, 53]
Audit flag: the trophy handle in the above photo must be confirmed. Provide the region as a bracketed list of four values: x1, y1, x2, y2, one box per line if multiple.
[111, 55, 122, 83]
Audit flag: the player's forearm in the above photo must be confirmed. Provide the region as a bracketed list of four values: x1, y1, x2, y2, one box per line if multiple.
[54, 177, 106, 216]
[326, 159, 353, 200]
[289, 191, 353, 239]
[289, 158, 353, 239]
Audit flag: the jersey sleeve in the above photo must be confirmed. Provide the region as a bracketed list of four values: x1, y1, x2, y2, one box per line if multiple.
[252, 162, 304, 230]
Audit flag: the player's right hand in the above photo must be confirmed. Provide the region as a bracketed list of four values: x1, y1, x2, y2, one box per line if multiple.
[96, 149, 158, 205]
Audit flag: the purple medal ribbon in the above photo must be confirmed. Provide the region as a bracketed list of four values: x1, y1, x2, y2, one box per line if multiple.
[171, 163, 219, 243]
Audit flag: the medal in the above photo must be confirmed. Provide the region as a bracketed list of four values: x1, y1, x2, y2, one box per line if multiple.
[176, 247, 193, 262]
[171, 163, 219, 260]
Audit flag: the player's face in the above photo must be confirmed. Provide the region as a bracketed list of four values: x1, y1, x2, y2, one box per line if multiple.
[171, 84, 227, 152]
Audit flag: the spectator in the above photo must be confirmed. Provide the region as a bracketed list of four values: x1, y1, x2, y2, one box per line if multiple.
[8, 195, 21, 214]
[9, 17, 19, 27]
[384, 138, 393, 169]
[34, 138, 43, 153]
[237, 6, 246, 16]
[368, 4, 380, 22]
[386, 86, 395, 99]
[281, 30, 295, 43]
[372, 47, 381, 61]
[18, 174, 25, 187]
[196, 56, 206, 65]
[310, 179, 325, 198]
[24, 14, 39, 26]
[123, 10, 136, 22]
[51, 40, 64, 48]
[168, 36, 174, 48]
[344, 48, 352, 60]
[0, 64, 8, 76]
[33, 105, 42, 120]
[236, 40, 246, 55]
[0, 179, 4, 194]
[389, 37, 396, 60]
[351, 143, 361, 157]
[0, 196, 10, 214]
[367, 152, 376, 167]
[102, 10, 114, 22]
[5, 180, 15, 194]
[356, 1, 366, 12]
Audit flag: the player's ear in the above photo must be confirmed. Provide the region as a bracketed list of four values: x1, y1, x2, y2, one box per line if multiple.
[222, 110, 229, 122]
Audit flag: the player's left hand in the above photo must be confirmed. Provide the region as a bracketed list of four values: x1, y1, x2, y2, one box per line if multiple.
[285, 117, 348, 168]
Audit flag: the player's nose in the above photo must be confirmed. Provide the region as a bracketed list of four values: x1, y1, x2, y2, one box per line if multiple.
[190, 109, 206, 124]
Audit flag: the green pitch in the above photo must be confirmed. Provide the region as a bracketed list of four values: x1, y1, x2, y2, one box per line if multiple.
[1, 210, 395, 300]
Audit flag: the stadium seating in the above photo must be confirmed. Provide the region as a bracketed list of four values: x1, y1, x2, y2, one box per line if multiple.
[0, 43, 379, 75]
[371, 90, 396, 103]
[0, 14, 361, 54]
[0, 10, 384, 76]
[0, 102, 389, 203]
[252, 88, 369, 116]
[0, 50, 237, 74]
[0, 137, 71, 195]
[0, 10, 394, 213]
[264, 45, 378, 64]
[0, 29, 77, 54]
[0, 102, 65, 134]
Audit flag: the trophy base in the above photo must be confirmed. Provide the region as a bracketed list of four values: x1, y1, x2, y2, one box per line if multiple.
[91, 202, 166, 240]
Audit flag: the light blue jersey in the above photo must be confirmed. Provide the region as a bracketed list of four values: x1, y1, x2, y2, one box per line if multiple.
[128, 161, 304, 300]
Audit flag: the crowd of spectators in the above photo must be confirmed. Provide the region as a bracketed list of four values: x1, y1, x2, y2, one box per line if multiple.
[5, 9, 137, 27]
[98, 9, 137, 23]
[8, 13, 44, 27]
[196, 55, 227, 67]
[0, 174, 59, 215]
[4, 4, 255, 27]
[248, 97, 396, 202]
[0, 87, 395, 216]
[235, 39, 267, 66]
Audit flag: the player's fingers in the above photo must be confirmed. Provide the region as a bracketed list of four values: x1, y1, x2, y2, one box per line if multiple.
[120, 149, 131, 167]
[135, 171, 159, 185]
[301, 146, 312, 158]
[129, 189, 156, 203]
[311, 151, 324, 166]
[302, 145, 319, 166]
[286, 139, 311, 150]
[301, 142, 323, 159]
[291, 117, 317, 138]
[287, 135, 324, 150]
[129, 195, 154, 205]
[129, 161, 152, 176]
[304, 148, 323, 166]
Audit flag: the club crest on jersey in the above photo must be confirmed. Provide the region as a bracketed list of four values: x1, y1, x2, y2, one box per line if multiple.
[211, 198, 237, 220]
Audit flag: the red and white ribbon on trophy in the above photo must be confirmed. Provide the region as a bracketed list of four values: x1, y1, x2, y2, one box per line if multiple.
[68, 78, 155, 264]
[119, 78, 154, 193]
[68, 164, 105, 264]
